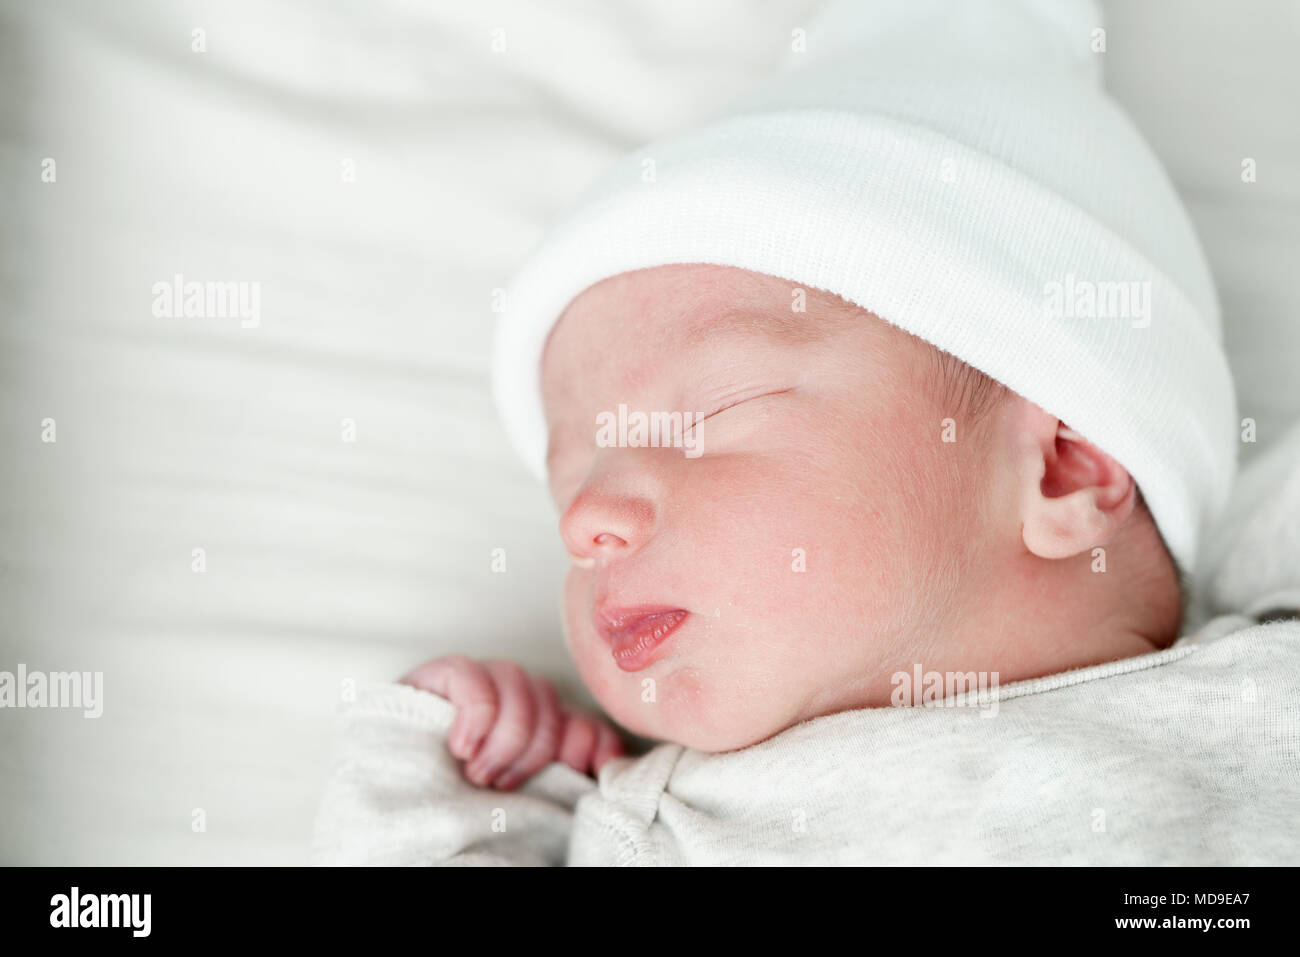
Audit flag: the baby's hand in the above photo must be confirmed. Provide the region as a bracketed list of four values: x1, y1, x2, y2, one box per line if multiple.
[398, 656, 626, 791]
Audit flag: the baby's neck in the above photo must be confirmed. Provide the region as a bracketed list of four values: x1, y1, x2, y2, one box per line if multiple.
[804, 520, 1182, 721]
[952, 520, 1180, 687]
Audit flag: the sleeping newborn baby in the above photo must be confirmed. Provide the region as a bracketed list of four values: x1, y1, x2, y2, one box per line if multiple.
[313, 0, 1300, 864]
[401, 260, 1181, 786]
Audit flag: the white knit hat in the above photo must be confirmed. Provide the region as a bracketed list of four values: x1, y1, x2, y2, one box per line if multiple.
[492, 0, 1237, 573]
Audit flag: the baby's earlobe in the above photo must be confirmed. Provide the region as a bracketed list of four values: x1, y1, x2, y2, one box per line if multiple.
[1017, 419, 1137, 560]
[1022, 490, 1111, 560]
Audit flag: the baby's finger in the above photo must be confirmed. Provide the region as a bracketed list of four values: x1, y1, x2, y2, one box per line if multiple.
[590, 720, 627, 775]
[398, 657, 498, 762]
[556, 713, 599, 775]
[465, 660, 536, 787]
[493, 677, 564, 790]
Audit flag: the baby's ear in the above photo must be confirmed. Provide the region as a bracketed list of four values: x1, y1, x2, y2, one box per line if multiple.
[1013, 402, 1136, 560]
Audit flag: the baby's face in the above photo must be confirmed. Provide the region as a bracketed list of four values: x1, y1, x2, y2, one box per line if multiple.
[541, 263, 991, 751]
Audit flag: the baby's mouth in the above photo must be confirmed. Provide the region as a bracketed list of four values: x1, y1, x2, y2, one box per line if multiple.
[594, 606, 690, 672]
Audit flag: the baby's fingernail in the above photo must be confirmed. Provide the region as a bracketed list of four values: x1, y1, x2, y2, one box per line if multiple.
[457, 728, 478, 759]
[494, 768, 520, 790]
[467, 760, 496, 785]
[464, 731, 487, 762]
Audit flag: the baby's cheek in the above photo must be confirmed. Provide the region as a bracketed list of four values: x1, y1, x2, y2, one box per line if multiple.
[696, 461, 898, 623]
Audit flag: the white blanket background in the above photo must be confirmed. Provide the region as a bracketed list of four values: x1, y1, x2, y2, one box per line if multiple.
[1, 0, 1297, 864]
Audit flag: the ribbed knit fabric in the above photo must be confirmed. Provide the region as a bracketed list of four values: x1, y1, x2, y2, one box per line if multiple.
[491, 0, 1236, 572]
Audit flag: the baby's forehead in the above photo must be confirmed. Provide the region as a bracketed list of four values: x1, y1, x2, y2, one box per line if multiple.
[544, 265, 866, 371]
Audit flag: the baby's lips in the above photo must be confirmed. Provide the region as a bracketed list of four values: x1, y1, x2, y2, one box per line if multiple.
[591, 604, 691, 671]
[594, 606, 688, 644]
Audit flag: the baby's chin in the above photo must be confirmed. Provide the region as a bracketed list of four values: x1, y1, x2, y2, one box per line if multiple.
[566, 607, 854, 751]
[575, 652, 803, 753]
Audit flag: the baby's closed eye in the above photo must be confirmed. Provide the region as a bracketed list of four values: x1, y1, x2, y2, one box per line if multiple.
[686, 386, 796, 435]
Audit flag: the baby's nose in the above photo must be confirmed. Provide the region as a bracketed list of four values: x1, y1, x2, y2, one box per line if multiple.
[559, 486, 656, 567]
